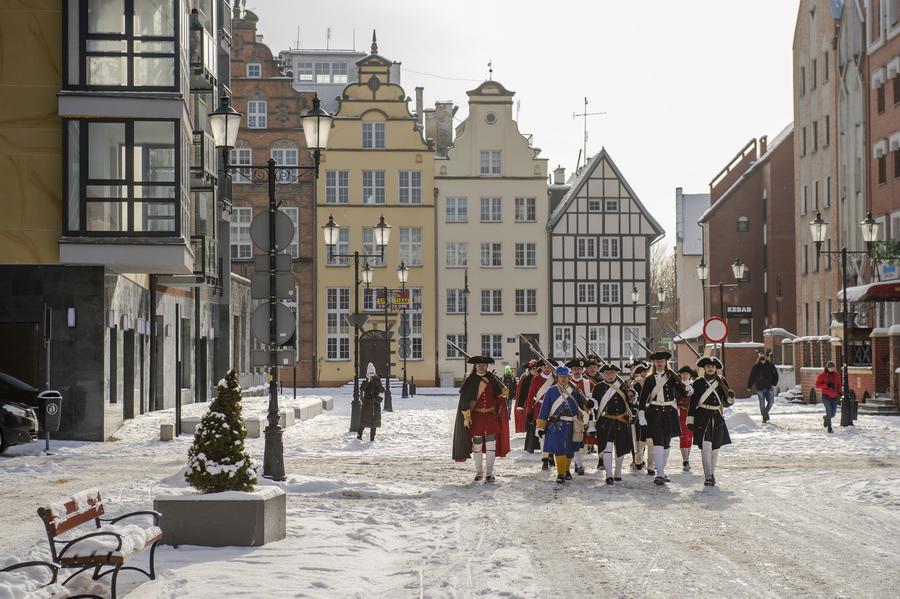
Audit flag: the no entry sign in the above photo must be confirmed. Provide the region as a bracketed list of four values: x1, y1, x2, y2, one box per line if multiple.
[703, 317, 728, 343]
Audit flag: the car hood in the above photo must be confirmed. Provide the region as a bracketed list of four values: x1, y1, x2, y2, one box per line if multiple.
[1, 399, 35, 412]
[0, 372, 38, 393]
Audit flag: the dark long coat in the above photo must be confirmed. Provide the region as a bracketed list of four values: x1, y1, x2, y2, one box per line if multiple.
[688, 375, 734, 450]
[359, 377, 384, 428]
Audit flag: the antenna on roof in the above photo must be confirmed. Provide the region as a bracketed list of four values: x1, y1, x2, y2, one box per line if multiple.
[295, 26, 300, 50]
[326, 27, 331, 50]
[487, 59, 492, 80]
[573, 97, 606, 164]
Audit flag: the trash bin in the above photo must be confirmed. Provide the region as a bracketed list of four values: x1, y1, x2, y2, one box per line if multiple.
[36, 390, 62, 433]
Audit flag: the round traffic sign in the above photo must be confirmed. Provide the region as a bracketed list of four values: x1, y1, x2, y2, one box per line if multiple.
[250, 302, 296, 345]
[703, 317, 728, 343]
[250, 210, 295, 252]
[398, 323, 411, 338]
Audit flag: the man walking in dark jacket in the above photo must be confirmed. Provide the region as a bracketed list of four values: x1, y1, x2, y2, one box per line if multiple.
[747, 351, 779, 423]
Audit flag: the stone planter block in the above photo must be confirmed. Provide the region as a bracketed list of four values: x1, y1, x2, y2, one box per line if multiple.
[244, 416, 264, 438]
[160, 423, 175, 441]
[310, 402, 322, 417]
[181, 416, 201, 435]
[279, 409, 295, 428]
[154, 487, 286, 547]
[293, 406, 303, 419]
[321, 397, 334, 411]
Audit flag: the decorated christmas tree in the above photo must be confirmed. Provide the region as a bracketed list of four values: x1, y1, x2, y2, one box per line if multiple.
[185, 368, 258, 493]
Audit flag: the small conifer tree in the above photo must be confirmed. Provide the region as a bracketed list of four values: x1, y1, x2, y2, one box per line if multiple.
[185, 368, 258, 493]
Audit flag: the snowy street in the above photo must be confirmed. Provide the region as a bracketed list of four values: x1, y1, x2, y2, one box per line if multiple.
[2, 386, 900, 598]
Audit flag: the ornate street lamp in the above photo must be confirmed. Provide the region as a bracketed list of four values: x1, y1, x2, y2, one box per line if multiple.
[397, 262, 410, 397]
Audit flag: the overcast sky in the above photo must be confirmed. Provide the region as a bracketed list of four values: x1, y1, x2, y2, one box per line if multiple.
[248, 1, 800, 247]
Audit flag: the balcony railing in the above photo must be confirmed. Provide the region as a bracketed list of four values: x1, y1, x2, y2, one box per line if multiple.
[190, 27, 217, 90]
[191, 130, 217, 189]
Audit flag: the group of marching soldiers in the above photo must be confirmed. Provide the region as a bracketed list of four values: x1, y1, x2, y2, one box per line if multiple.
[452, 350, 735, 487]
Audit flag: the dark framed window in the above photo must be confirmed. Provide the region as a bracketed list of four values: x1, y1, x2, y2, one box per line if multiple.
[737, 217, 750, 232]
[65, 118, 187, 237]
[65, 0, 180, 91]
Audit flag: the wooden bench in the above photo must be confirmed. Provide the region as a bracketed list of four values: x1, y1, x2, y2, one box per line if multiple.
[37, 488, 162, 599]
[0, 560, 103, 598]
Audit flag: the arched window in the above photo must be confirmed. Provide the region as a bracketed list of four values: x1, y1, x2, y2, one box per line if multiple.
[737, 216, 750, 232]
[739, 319, 751, 335]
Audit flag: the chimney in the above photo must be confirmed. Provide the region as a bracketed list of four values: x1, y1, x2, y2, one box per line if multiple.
[759, 135, 768, 156]
[434, 101, 455, 157]
[415, 87, 424, 128]
[256, 34, 264, 43]
[553, 165, 566, 185]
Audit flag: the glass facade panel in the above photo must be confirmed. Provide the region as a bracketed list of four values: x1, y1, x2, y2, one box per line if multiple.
[133, 0, 174, 37]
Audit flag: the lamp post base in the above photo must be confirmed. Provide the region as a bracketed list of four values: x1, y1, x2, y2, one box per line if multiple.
[262, 425, 286, 481]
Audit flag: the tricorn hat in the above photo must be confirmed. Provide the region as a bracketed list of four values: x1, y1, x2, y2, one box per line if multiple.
[467, 355, 495, 364]
[632, 362, 651, 375]
[599, 363, 621, 372]
[649, 350, 672, 361]
[696, 356, 723, 369]
[676, 365, 697, 377]
[565, 358, 587, 369]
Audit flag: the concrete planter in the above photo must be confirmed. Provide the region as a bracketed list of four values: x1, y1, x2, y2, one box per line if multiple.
[154, 487, 286, 547]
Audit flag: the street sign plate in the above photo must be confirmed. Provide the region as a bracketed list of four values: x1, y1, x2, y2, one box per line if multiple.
[250, 302, 295, 345]
[398, 323, 411, 337]
[398, 338, 411, 349]
[250, 272, 296, 300]
[254, 253, 292, 272]
[703, 317, 728, 343]
[252, 349, 296, 367]
[249, 210, 294, 252]
[398, 346, 411, 359]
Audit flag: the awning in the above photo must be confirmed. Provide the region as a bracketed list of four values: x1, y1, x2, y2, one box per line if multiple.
[673, 319, 704, 342]
[837, 281, 900, 303]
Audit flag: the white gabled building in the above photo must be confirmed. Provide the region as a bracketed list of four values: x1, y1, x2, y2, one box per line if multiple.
[431, 81, 549, 384]
[546, 150, 665, 365]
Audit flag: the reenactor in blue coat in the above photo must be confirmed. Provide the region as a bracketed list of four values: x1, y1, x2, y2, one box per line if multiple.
[588, 363, 634, 484]
[687, 356, 734, 486]
[535, 366, 583, 484]
[637, 351, 690, 485]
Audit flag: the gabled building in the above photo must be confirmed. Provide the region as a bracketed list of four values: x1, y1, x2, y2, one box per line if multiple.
[315, 42, 437, 387]
[546, 151, 664, 365]
[431, 81, 549, 382]
[674, 187, 710, 365]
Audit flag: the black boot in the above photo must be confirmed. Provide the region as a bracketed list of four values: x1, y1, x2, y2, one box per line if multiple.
[541, 458, 550, 470]
[356, 427, 363, 440]
[370, 429, 376, 442]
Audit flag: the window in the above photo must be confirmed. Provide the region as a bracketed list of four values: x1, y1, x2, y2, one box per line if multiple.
[515, 243, 536, 267]
[587, 326, 608, 359]
[825, 239, 832, 270]
[282, 207, 299, 258]
[600, 283, 620, 304]
[271, 147, 298, 183]
[823, 52, 829, 82]
[605, 199, 620, 212]
[737, 216, 750, 232]
[314, 62, 348, 83]
[812, 121, 818, 152]
[66, 0, 177, 90]
[895, 150, 900, 179]
[326, 287, 350, 360]
[362, 171, 386, 204]
[515, 289, 537, 314]
[825, 176, 831, 207]
[623, 328, 642, 360]
[325, 227, 349, 266]
[66, 119, 185, 236]
[332, 63, 348, 83]
[739, 267, 751, 283]
[824, 115, 830, 146]
[600, 238, 619, 258]
[801, 185, 808, 214]
[480, 243, 502, 267]
[247, 63, 261, 78]
[409, 287, 424, 360]
[880, 155, 888, 184]
[230, 207, 252, 260]
[446, 242, 468, 267]
[296, 62, 313, 82]
[325, 170, 349, 204]
[588, 200, 602, 212]
[577, 237, 596, 259]
[578, 283, 597, 304]
[446, 333, 467, 358]
[515, 197, 536, 222]
[399, 171, 422, 204]
[362, 287, 377, 312]
[801, 127, 807, 156]
[362, 122, 385, 149]
[892, 0, 900, 26]
[553, 326, 572, 359]
[446, 290, 468, 314]
[802, 245, 808, 274]
[446, 197, 467, 222]
[362, 228, 385, 267]
[248, 101, 267, 129]
[480, 151, 501, 176]
[799, 66, 806, 96]
[481, 334, 503, 358]
[481, 290, 502, 314]
[878, 85, 886, 113]
[895, 75, 900, 105]
[398, 227, 422, 266]
[481, 197, 502, 222]
[230, 148, 252, 183]
[813, 181, 819, 210]
[811, 59, 817, 89]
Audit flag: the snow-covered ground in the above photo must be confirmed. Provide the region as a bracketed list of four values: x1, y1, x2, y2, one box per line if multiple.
[2, 386, 900, 598]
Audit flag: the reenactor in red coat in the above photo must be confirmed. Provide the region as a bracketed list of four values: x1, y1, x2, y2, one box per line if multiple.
[524, 361, 556, 468]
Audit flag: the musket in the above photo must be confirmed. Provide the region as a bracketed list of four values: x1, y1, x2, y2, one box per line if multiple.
[518, 333, 592, 410]
[579, 335, 603, 361]
[446, 339, 508, 393]
[625, 327, 654, 356]
[665, 323, 703, 360]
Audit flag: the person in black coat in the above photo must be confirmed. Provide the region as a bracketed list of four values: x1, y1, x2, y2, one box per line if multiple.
[747, 350, 779, 423]
[687, 356, 734, 486]
[637, 351, 690, 485]
[358, 363, 384, 441]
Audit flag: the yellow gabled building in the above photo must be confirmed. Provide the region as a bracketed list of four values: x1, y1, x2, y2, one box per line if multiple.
[316, 41, 436, 389]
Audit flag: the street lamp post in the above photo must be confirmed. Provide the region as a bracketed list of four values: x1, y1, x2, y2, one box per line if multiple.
[382, 283, 393, 412]
[397, 262, 410, 398]
[209, 95, 333, 480]
[696, 257, 746, 376]
[809, 211, 880, 427]
[463, 269, 470, 377]
[323, 215, 392, 431]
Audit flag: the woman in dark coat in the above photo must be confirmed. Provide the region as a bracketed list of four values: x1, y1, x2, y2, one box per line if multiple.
[358, 363, 384, 441]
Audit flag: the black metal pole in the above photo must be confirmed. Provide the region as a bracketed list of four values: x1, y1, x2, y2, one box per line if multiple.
[401, 279, 409, 398]
[719, 282, 726, 376]
[840, 247, 855, 427]
[383, 285, 393, 412]
[350, 252, 362, 431]
[263, 158, 285, 480]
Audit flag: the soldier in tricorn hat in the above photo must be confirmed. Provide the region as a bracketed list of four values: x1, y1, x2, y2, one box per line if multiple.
[452, 355, 510, 483]
[687, 356, 734, 486]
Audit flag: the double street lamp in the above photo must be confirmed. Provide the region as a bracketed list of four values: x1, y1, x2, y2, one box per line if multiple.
[809, 211, 880, 427]
[696, 257, 746, 375]
[397, 262, 411, 398]
[209, 95, 333, 481]
[323, 215, 392, 431]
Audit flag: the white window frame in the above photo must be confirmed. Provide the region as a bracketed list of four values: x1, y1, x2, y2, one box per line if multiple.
[362, 122, 386, 149]
[600, 282, 620, 304]
[271, 147, 299, 183]
[577, 237, 596, 259]
[230, 207, 252, 260]
[480, 197, 502, 222]
[600, 237, 620, 259]
[578, 282, 597, 304]
[446, 333, 468, 358]
[481, 289, 502, 314]
[399, 227, 422, 266]
[296, 62, 313, 82]
[587, 326, 608, 359]
[605, 199, 619, 212]
[362, 171, 386, 204]
[588, 200, 602, 212]
[246, 63, 261, 78]
[446, 290, 468, 314]
[281, 206, 299, 258]
[362, 228, 385, 267]
[399, 171, 422, 204]
[481, 334, 503, 359]
[410, 288, 424, 359]
[325, 170, 349, 204]
[480, 151, 501, 176]
[480, 242, 502, 267]
[446, 242, 468, 267]
[515, 289, 537, 314]
[326, 227, 350, 266]
[623, 327, 642, 361]
[248, 101, 267, 129]
[229, 148, 251, 183]
[553, 326, 573, 360]
[326, 287, 350, 360]
[515, 242, 537, 267]
[514, 197, 536, 222]
[446, 197, 467, 222]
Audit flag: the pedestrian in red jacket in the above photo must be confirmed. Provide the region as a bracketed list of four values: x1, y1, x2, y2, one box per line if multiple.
[814, 361, 842, 433]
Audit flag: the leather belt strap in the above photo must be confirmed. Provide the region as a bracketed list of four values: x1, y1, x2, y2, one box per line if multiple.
[474, 407, 495, 413]
[650, 400, 677, 407]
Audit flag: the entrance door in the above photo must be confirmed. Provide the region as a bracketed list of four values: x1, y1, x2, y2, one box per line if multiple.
[359, 330, 389, 377]
[123, 330, 135, 418]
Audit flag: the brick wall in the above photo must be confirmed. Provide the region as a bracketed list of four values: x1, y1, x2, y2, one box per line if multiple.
[723, 344, 765, 395]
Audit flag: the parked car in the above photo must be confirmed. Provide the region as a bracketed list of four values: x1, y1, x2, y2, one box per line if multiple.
[0, 372, 39, 454]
